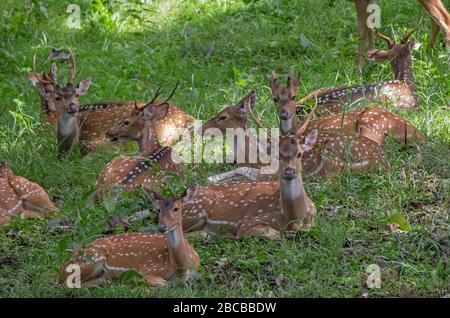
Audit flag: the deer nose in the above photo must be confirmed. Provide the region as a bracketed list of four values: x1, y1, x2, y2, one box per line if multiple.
[282, 168, 297, 180]
[67, 103, 78, 114]
[158, 224, 167, 233]
[279, 110, 290, 120]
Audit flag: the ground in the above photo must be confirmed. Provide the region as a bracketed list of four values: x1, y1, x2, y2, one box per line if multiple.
[0, 0, 449, 297]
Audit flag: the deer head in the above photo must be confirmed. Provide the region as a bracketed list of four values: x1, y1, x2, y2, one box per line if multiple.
[269, 71, 301, 135]
[106, 82, 178, 152]
[146, 184, 198, 234]
[28, 53, 59, 115]
[368, 18, 423, 89]
[201, 91, 256, 134]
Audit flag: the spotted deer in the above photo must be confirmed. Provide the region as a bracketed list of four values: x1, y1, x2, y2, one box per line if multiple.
[354, 0, 450, 69]
[0, 163, 58, 225]
[95, 87, 184, 201]
[201, 91, 276, 182]
[30, 50, 192, 152]
[297, 21, 422, 114]
[60, 186, 200, 287]
[270, 71, 384, 176]
[179, 129, 319, 240]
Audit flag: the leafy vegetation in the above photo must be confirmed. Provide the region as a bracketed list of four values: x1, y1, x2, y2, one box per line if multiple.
[0, 0, 448, 297]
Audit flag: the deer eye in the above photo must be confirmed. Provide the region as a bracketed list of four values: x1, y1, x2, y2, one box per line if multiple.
[123, 120, 130, 126]
[273, 97, 278, 102]
[55, 96, 62, 101]
[218, 116, 227, 121]
[174, 207, 179, 212]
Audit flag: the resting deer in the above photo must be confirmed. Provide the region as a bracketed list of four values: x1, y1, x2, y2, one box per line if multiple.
[180, 129, 318, 240]
[60, 186, 200, 287]
[270, 71, 384, 176]
[201, 91, 276, 182]
[298, 21, 422, 114]
[95, 86, 184, 201]
[30, 50, 192, 152]
[0, 163, 58, 225]
[354, 0, 450, 69]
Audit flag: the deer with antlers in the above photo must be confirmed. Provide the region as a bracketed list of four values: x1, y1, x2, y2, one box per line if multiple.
[270, 71, 385, 176]
[60, 186, 200, 287]
[297, 21, 423, 114]
[200, 91, 277, 182]
[95, 84, 184, 201]
[354, 0, 450, 70]
[0, 163, 58, 225]
[29, 50, 192, 153]
[178, 123, 319, 240]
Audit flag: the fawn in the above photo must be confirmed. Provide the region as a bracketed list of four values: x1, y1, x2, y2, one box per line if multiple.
[60, 186, 200, 287]
[0, 163, 58, 225]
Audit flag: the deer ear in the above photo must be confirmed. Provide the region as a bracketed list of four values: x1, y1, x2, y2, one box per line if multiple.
[301, 129, 318, 153]
[269, 70, 278, 93]
[145, 189, 163, 207]
[238, 91, 256, 115]
[28, 73, 40, 86]
[50, 63, 58, 82]
[152, 103, 170, 121]
[367, 49, 394, 62]
[293, 73, 301, 89]
[75, 78, 92, 96]
[36, 86, 51, 100]
[182, 184, 198, 204]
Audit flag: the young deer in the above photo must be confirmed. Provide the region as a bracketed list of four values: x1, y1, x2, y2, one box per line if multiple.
[95, 88, 184, 201]
[30, 50, 192, 152]
[270, 71, 384, 176]
[179, 123, 319, 240]
[0, 163, 58, 225]
[354, 0, 450, 69]
[297, 21, 422, 114]
[60, 186, 200, 287]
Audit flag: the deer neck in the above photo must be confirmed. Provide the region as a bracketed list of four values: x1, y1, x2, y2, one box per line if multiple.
[391, 56, 415, 92]
[138, 121, 162, 155]
[165, 225, 195, 272]
[56, 113, 79, 151]
[279, 172, 309, 224]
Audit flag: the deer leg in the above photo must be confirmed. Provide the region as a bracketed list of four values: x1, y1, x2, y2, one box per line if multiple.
[354, 0, 371, 70]
[0, 210, 12, 225]
[419, 0, 450, 46]
[81, 276, 109, 288]
[142, 274, 167, 287]
[240, 225, 280, 241]
[19, 210, 45, 219]
[429, 18, 441, 47]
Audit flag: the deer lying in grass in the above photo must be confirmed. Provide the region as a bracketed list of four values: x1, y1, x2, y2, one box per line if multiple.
[95, 86, 184, 201]
[354, 0, 450, 69]
[0, 163, 58, 225]
[180, 129, 318, 240]
[60, 186, 200, 287]
[297, 21, 422, 114]
[270, 72, 384, 176]
[201, 91, 276, 182]
[30, 50, 192, 152]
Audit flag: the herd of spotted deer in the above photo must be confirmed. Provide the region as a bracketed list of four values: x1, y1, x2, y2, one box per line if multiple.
[1, 0, 449, 288]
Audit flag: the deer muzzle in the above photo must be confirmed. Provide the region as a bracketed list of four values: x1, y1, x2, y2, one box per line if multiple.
[282, 167, 298, 180]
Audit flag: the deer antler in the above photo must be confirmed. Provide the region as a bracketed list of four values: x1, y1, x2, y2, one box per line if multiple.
[295, 95, 318, 139]
[144, 82, 164, 107]
[32, 52, 53, 84]
[373, 29, 394, 48]
[401, 15, 424, 43]
[155, 80, 179, 107]
[65, 46, 77, 84]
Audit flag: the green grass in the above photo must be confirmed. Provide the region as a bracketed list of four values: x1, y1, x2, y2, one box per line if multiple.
[0, 0, 449, 297]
